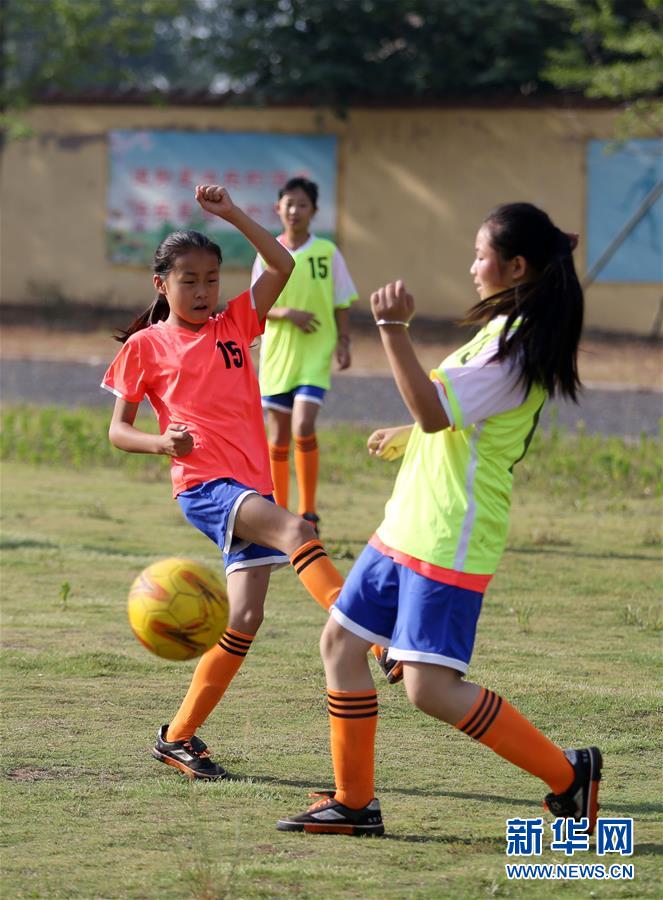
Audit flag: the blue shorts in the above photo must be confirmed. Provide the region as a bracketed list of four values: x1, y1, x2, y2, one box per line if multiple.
[331, 544, 484, 674]
[262, 385, 326, 413]
[177, 478, 289, 577]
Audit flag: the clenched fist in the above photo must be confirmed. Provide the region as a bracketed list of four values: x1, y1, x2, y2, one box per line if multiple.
[370, 280, 415, 326]
[160, 422, 194, 457]
[195, 184, 236, 220]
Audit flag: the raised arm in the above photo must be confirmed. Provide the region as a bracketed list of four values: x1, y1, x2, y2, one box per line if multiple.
[370, 280, 449, 433]
[195, 185, 294, 320]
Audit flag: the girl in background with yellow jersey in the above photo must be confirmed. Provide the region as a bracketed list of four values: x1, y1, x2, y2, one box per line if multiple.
[252, 177, 359, 534]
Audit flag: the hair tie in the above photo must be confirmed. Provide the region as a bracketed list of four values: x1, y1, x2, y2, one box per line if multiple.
[554, 230, 572, 257]
[554, 230, 579, 258]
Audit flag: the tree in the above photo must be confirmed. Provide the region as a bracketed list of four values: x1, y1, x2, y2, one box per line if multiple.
[543, 0, 663, 136]
[205, 0, 574, 109]
[1, 0, 201, 111]
[5, 0, 659, 125]
[2, 0, 575, 118]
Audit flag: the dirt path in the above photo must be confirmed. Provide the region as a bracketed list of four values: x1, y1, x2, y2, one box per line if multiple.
[2, 356, 661, 436]
[2, 322, 662, 390]
[2, 313, 661, 438]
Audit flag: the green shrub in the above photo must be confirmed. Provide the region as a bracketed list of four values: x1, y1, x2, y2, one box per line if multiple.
[1, 404, 660, 497]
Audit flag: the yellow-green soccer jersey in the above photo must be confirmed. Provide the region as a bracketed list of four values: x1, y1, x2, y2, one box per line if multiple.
[252, 235, 358, 394]
[376, 317, 547, 581]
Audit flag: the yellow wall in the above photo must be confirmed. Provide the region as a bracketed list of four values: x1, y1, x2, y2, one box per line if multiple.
[1, 104, 660, 334]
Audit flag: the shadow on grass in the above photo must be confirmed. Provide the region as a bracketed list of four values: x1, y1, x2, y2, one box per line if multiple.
[383, 836, 663, 853]
[507, 546, 658, 563]
[382, 832, 504, 847]
[0, 537, 59, 550]
[605, 799, 663, 817]
[634, 843, 663, 856]
[244, 775, 539, 809]
[80, 542, 150, 558]
[295, 537, 659, 563]
[246, 776, 663, 823]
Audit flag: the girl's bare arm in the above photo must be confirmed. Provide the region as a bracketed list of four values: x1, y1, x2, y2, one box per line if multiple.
[370, 281, 449, 433]
[195, 185, 294, 320]
[108, 398, 193, 457]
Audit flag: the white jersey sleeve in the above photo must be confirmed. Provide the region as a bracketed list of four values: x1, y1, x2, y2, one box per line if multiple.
[250, 254, 265, 287]
[331, 248, 359, 308]
[432, 327, 530, 430]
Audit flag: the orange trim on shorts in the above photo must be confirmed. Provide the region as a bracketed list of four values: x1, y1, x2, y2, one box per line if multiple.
[368, 534, 492, 593]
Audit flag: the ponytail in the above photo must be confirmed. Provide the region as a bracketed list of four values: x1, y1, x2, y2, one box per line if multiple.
[114, 293, 170, 344]
[114, 229, 223, 344]
[463, 204, 584, 402]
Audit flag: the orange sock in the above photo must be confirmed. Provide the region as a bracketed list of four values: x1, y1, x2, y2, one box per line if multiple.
[455, 687, 575, 794]
[290, 541, 384, 659]
[294, 433, 319, 515]
[166, 628, 254, 742]
[290, 539, 344, 611]
[328, 689, 378, 808]
[268, 442, 290, 508]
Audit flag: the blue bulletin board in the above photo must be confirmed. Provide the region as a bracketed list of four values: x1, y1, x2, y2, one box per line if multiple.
[586, 139, 663, 283]
[107, 131, 338, 267]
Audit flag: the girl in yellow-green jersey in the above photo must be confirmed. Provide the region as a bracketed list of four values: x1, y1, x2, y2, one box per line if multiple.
[252, 177, 358, 533]
[278, 203, 603, 839]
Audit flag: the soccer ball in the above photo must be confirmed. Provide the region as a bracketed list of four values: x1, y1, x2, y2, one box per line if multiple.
[128, 558, 229, 661]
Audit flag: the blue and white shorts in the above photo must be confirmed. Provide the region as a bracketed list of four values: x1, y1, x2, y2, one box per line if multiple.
[331, 544, 484, 674]
[177, 477, 289, 577]
[262, 385, 326, 414]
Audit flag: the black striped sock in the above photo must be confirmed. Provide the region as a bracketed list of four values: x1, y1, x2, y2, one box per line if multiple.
[327, 690, 378, 720]
[457, 688, 503, 741]
[269, 443, 290, 462]
[290, 540, 327, 575]
[217, 629, 253, 658]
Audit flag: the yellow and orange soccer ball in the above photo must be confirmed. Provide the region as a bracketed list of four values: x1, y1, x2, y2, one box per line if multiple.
[128, 558, 228, 661]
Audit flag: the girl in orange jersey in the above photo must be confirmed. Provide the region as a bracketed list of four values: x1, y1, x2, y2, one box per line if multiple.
[103, 185, 352, 780]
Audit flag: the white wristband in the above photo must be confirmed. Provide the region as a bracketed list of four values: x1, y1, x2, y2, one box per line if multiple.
[375, 319, 409, 328]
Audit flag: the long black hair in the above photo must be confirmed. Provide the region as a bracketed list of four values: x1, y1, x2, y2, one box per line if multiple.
[115, 230, 222, 343]
[463, 203, 584, 401]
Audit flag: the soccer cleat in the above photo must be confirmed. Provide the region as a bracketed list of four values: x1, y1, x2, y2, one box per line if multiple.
[544, 747, 603, 835]
[277, 791, 384, 836]
[301, 512, 320, 536]
[377, 648, 403, 685]
[151, 724, 228, 781]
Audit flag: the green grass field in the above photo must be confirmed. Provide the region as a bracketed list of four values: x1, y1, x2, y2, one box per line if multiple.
[1, 409, 662, 898]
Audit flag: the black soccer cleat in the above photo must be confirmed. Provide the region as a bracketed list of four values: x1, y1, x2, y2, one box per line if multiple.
[544, 747, 603, 835]
[301, 512, 320, 536]
[277, 791, 384, 836]
[377, 647, 403, 685]
[151, 724, 228, 781]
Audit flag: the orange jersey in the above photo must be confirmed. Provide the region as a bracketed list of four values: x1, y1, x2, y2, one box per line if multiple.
[102, 291, 272, 498]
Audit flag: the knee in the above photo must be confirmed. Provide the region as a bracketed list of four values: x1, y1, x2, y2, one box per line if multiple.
[404, 677, 432, 714]
[319, 620, 337, 661]
[320, 618, 351, 665]
[293, 422, 316, 439]
[267, 413, 291, 446]
[287, 515, 317, 549]
[403, 665, 464, 719]
[275, 424, 291, 446]
[230, 606, 264, 635]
